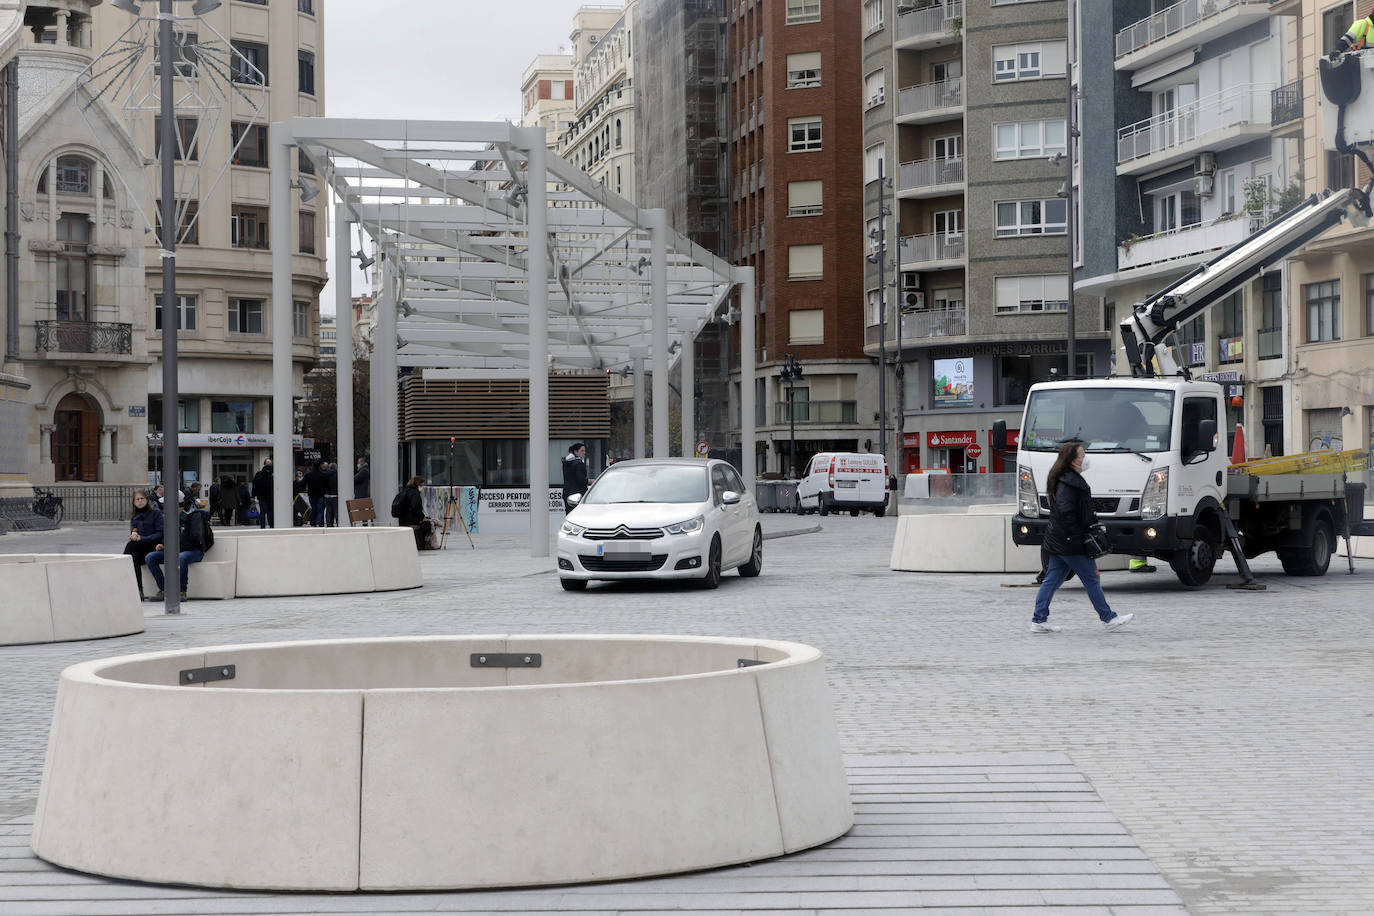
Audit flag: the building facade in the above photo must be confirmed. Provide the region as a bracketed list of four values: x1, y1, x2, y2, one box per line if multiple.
[559, 2, 637, 198]
[521, 52, 575, 137]
[88, 0, 327, 490]
[0, 1, 27, 496]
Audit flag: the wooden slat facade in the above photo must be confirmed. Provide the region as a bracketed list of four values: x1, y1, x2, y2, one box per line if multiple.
[399, 375, 610, 440]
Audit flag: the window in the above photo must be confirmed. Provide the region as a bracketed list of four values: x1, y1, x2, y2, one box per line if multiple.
[995, 199, 1067, 237]
[231, 122, 268, 167]
[1156, 190, 1202, 233]
[298, 210, 316, 254]
[993, 120, 1065, 160]
[1327, 150, 1355, 193]
[788, 116, 822, 152]
[934, 209, 962, 238]
[298, 148, 315, 175]
[786, 51, 821, 89]
[864, 143, 886, 184]
[54, 155, 91, 194]
[231, 206, 269, 249]
[1367, 273, 1374, 336]
[1323, 3, 1355, 55]
[995, 275, 1068, 314]
[293, 300, 309, 339]
[993, 41, 1066, 82]
[298, 0, 315, 13]
[786, 0, 821, 24]
[153, 294, 198, 332]
[788, 244, 823, 280]
[153, 30, 198, 77]
[864, 69, 885, 108]
[788, 309, 824, 345]
[1217, 291, 1243, 364]
[1260, 271, 1283, 359]
[1181, 396, 1218, 457]
[1176, 315, 1207, 366]
[155, 199, 199, 245]
[864, 0, 883, 32]
[231, 40, 268, 85]
[787, 179, 822, 216]
[153, 116, 199, 161]
[227, 297, 265, 335]
[297, 50, 315, 95]
[210, 401, 254, 434]
[933, 288, 963, 311]
[54, 392, 98, 482]
[56, 213, 90, 322]
[1305, 280, 1340, 342]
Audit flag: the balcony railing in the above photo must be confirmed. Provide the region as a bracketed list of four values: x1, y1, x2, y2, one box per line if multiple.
[898, 157, 964, 194]
[1257, 326, 1283, 359]
[773, 399, 858, 426]
[1115, 0, 1267, 59]
[899, 232, 965, 266]
[896, 1, 962, 45]
[1271, 79, 1302, 126]
[36, 320, 133, 355]
[897, 77, 963, 119]
[1118, 214, 1249, 270]
[907, 307, 966, 338]
[1117, 84, 1270, 166]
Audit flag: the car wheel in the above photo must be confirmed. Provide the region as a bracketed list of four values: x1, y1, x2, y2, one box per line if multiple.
[794, 494, 805, 516]
[818, 496, 829, 517]
[849, 508, 860, 517]
[738, 527, 763, 577]
[559, 577, 587, 591]
[699, 536, 722, 589]
[873, 504, 886, 518]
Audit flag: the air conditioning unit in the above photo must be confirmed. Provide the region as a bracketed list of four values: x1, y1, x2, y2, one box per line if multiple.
[904, 291, 926, 311]
[900, 271, 921, 291]
[1195, 173, 1215, 198]
[1194, 151, 1216, 176]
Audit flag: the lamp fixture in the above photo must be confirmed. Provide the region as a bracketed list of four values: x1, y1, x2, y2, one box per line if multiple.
[291, 176, 319, 203]
[354, 248, 374, 270]
[190, 0, 222, 13]
[502, 183, 528, 208]
[634, 255, 650, 275]
[110, 0, 140, 12]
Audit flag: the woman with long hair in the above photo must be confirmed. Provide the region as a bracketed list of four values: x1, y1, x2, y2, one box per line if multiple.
[396, 475, 432, 550]
[1032, 441, 1134, 633]
[123, 488, 163, 599]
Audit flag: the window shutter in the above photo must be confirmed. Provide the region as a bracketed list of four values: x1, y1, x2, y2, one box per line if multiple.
[787, 180, 822, 213]
[788, 244, 823, 279]
[788, 309, 825, 345]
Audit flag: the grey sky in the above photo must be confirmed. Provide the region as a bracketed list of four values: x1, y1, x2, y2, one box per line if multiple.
[320, 0, 592, 313]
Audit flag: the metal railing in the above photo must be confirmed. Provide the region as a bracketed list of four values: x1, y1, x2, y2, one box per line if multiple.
[897, 77, 963, 119]
[899, 157, 964, 193]
[773, 399, 858, 426]
[1116, 84, 1270, 165]
[1115, 0, 1267, 59]
[34, 485, 147, 522]
[908, 307, 967, 337]
[896, 1, 962, 44]
[35, 320, 133, 355]
[899, 232, 965, 266]
[1257, 326, 1283, 359]
[1271, 79, 1302, 126]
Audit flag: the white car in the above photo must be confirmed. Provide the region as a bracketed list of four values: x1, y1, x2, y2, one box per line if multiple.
[557, 458, 763, 591]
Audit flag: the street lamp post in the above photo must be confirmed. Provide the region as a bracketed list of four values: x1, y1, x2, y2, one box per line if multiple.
[871, 159, 888, 466]
[155, 0, 181, 614]
[778, 353, 803, 477]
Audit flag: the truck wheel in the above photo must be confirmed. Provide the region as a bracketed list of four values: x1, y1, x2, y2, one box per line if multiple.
[818, 496, 829, 517]
[1170, 523, 1219, 587]
[849, 508, 860, 517]
[1279, 516, 1334, 577]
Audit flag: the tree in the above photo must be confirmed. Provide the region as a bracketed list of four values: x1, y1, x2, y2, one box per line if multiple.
[298, 358, 371, 463]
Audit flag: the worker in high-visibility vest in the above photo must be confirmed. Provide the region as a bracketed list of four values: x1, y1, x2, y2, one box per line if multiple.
[1333, 11, 1374, 57]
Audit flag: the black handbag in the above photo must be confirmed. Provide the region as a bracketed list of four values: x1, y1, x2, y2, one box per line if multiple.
[1083, 524, 1112, 559]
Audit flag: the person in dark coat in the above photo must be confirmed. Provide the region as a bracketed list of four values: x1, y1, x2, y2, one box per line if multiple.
[1031, 441, 1134, 634]
[395, 475, 431, 550]
[251, 458, 273, 528]
[303, 461, 330, 527]
[207, 479, 221, 518]
[218, 476, 240, 527]
[560, 442, 591, 513]
[123, 489, 163, 599]
[324, 461, 339, 526]
[145, 506, 211, 601]
[354, 458, 370, 500]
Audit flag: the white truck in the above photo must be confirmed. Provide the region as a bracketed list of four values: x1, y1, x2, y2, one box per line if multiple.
[1001, 180, 1373, 588]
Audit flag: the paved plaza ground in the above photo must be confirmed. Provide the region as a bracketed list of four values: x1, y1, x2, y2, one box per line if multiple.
[1, 515, 1371, 914]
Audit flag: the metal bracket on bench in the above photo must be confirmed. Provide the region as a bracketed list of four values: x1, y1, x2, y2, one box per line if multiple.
[471, 653, 541, 668]
[737, 658, 768, 668]
[180, 664, 236, 685]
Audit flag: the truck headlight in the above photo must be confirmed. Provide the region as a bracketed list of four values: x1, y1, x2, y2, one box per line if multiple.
[1018, 466, 1039, 518]
[1141, 467, 1169, 520]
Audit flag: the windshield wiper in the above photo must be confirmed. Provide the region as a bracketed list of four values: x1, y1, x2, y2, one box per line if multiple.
[1096, 446, 1153, 463]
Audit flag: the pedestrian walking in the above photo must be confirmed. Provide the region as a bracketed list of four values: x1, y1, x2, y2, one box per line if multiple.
[235, 478, 251, 525]
[207, 479, 221, 517]
[251, 458, 273, 528]
[122, 489, 163, 600]
[561, 442, 591, 513]
[303, 461, 330, 527]
[324, 461, 339, 527]
[354, 457, 370, 499]
[1030, 441, 1134, 634]
[218, 476, 240, 527]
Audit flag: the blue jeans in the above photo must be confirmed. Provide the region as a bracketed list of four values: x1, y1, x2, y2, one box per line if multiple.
[257, 498, 272, 528]
[146, 549, 204, 593]
[1033, 553, 1116, 623]
[310, 496, 326, 527]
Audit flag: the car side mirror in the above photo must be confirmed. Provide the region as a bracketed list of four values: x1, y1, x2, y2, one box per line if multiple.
[722, 491, 741, 506]
[567, 492, 582, 506]
[992, 420, 1007, 452]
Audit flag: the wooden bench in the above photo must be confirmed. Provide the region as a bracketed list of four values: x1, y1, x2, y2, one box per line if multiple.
[346, 497, 376, 526]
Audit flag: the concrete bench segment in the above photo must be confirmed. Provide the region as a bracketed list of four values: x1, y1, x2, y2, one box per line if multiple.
[31, 634, 853, 891]
[891, 509, 1128, 572]
[0, 555, 144, 646]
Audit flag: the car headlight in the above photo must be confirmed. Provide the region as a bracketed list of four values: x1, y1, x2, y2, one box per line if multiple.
[560, 520, 586, 536]
[1141, 466, 1168, 520]
[1018, 466, 1039, 518]
[663, 515, 704, 535]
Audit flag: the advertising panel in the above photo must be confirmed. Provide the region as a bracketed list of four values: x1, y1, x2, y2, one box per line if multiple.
[933, 357, 973, 408]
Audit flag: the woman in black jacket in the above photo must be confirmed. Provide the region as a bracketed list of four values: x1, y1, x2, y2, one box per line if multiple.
[396, 475, 431, 550]
[123, 489, 163, 599]
[1031, 441, 1134, 633]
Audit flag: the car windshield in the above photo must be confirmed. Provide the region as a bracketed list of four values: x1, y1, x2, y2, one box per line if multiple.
[581, 464, 709, 505]
[1023, 387, 1175, 453]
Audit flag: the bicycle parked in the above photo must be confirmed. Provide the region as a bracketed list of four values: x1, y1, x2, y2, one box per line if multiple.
[32, 487, 64, 525]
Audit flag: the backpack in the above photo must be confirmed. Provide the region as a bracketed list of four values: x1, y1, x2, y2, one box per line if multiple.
[390, 491, 404, 519]
[185, 509, 214, 552]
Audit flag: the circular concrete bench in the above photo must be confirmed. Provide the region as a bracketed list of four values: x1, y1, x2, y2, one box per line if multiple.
[0, 554, 143, 646]
[32, 634, 853, 891]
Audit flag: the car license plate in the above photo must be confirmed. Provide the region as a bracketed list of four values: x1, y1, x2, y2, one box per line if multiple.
[837, 480, 858, 488]
[598, 541, 648, 556]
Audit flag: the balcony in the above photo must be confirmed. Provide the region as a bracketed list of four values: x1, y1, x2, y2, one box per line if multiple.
[36, 321, 133, 355]
[1117, 215, 1249, 273]
[895, 1, 962, 51]
[896, 77, 963, 125]
[1271, 79, 1302, 138]
[773, 399, 858, 426]
[865, 308, 968, 348]
[899, 232, 964, 271]
[897, 157, 964, 199]
[1114, 0, 1272, 71]
[1116, 84, 1272, 175]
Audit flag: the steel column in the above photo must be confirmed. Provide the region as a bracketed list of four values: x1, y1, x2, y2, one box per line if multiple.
[736, 266, 756, 491]
[648, 208, 669, 458]
[157, 0, 180, 612]
[270, 124, 294, 529]
[632, 355, 645, 458]
[521, 127, 550, 556]
[334, 203, 354, 512]
[680, 331, 694, 458]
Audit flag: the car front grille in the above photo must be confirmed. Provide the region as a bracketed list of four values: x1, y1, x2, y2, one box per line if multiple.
[578, 553, 668, 572]
[582, 526, 663, 541]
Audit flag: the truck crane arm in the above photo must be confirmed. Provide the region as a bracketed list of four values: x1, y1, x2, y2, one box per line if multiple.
[1120, 183, 1373, 378]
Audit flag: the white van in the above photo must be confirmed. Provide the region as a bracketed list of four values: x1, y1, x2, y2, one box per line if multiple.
[794, 452, 889, 517]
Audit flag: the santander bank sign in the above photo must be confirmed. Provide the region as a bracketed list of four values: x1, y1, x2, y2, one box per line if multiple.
[926, 430, 978, 448]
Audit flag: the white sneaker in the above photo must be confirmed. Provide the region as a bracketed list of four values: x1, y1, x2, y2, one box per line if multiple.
[1104, 613, 1134, 632]
[1029, 621, 1062, 633]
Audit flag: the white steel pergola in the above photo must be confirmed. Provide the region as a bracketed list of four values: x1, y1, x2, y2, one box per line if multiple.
[268, 119, 757, 556]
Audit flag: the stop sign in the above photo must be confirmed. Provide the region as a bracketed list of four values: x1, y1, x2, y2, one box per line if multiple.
[966, 444, 983, 459]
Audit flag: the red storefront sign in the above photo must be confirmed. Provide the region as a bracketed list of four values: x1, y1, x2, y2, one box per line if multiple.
[902, 433, 922, 448]
[927, 430, 977, 449]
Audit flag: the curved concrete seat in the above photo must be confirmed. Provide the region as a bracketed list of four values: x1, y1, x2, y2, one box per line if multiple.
[32, 634, 853, 891]
[890, 510, 1128, 572]
[0, 554, 143, 646]
[215, 527, 420, 596]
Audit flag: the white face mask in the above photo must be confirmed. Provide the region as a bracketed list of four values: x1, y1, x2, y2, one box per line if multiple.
[1078, 456, 1091, 472]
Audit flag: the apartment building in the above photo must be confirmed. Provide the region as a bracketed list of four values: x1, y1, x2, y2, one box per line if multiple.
[1, 6, 27, 495]
[729, 0, 866, 479]
[86, 0, 327, 490]
[1077, 0, 1296, 457]
[521, 53, 575, 137]
[559, 2, 637, 198]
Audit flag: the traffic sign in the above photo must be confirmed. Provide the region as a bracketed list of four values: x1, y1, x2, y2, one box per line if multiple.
[966, 444, 983, 459]
[695, 440, 710, 457]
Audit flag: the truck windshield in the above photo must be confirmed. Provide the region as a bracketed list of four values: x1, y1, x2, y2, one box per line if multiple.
[1023, 388, 1175, 453]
